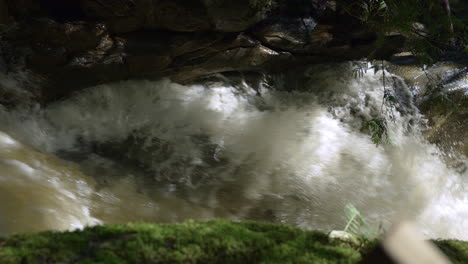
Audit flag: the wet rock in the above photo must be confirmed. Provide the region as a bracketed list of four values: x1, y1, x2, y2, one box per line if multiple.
[0, 0, 409, 103]
[81, 0, 136, 18]
[40, 0, 85, 21]
[147, 0, 211, 32]
[28, 19, 107, 54]
[3, 0, 41, 20]
[82, 0, 211, 32]
[387, 63, 467, 169]
[37, 58, 127, 103]
[80, 0, 273, 33]
[126, 55, 171, 77]
[202, 0, 273, 32]
[328, 230, 362, 247]
[0, 0, 9, 24]
[420, 90, 468, 166]
[26, 29, 128, 102]
[251, 14, 404, 60]
[417, 66, 468, 169]
[251, 18, 319, 52]
[168, 43, 292, 83]
[79, 0, 141, 33]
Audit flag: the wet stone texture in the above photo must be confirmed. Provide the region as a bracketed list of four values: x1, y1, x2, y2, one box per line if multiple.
[0, 0, 406, 103]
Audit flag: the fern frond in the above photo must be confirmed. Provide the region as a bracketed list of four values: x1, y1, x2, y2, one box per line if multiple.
[343, 204, 376, 238]
[364, 118, 390, 146]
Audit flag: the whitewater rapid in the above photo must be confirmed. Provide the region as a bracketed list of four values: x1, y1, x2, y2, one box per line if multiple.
[0, 63, 466, 239]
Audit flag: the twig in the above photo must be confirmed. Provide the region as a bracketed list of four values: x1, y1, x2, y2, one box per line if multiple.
[380, 60, 386, 114]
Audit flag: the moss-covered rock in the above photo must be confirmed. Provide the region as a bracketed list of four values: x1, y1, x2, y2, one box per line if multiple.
[434, 240, 468, 264]
[0, 220, 466, 264]
[0, 220, 365, 264]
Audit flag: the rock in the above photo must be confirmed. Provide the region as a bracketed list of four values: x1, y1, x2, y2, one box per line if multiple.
[80, 0, 274, 33]
[81, 0, 212, 32]
[420, 90, 468, 168]
[0, 0, 9, 24]
[168, 43, 291, 83]
[122, 31, 226, 58]
[80, 0, 143, 33]
[27, 31, 128, 102]
[170, 32, 229, 57]
[387, 63, 468, 170]
[148, 0, 211, 32]
[273, 0, 327, 18]
[120, 31, 279, 82]
[251, 18, 319, 52]
[40, 0, 85, 21]
[22, 19, 122, 102]
[328, 230, 362, 247]
[252, 14, 404, 60]
[126, 55, 171, 77]
[121, 31, 231, 78]
[40, 54, 127, 102]
[169, 33, 258, 64]
[0, 0, 409, 103]
[202, 0, 273, 32]
[387, 63, 465, 99]
[3, 0, 41, 19]
[415, 65, 468, 170]
[81, 0, 136, 18]
[28, 19, 107, 54]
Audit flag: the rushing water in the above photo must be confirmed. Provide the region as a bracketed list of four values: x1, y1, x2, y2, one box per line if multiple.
[0, 63, 466, 239]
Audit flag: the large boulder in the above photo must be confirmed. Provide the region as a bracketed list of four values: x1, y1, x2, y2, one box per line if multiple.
[80, 0, 273, 33]
[168, 43, 292, 83]
[421, 90, 468, 168]
[0, 0, 9, 24]
[417, 67, 468, 169]
[388, 63, 468, 167]
[202, 0, 273, 32]
[0, 0, 408, 103]
[80, 0, 212, 32]
[28, 19, 107, 53]
[2, 0, 40, 20]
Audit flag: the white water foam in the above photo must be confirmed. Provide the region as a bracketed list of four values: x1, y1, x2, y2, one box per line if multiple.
[0, 62, 466, 239]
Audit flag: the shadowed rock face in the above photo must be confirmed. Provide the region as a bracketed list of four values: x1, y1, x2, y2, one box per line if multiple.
[408, 65, 468, 170]
[0, 0, 405, 103]
[385, 62, 467, 171]
[421, 90, 468, 171]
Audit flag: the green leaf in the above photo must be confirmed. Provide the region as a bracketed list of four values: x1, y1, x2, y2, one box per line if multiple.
[343, 204, 376, 238]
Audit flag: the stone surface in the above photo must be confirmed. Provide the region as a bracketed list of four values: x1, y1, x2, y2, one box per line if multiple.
[421, 90, 468, 168]
[0, 0, 408, 103]
[79, 0, 274, 33]
[203, 0, 273, 32]
[147, 0, 212, 32]
[388, 63, 467, 169]
[0, 0, 9, 24]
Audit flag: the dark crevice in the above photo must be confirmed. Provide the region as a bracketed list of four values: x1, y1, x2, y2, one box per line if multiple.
[39, 0, 85, 22]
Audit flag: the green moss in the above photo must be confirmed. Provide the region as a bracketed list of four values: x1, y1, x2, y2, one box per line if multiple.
[0, 220, 466, 264]
[434, 240, 468, 264]
[337, 0, 467, 63]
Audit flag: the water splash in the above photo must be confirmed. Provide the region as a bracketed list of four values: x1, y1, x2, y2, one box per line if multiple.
[0, 62, 466, 239]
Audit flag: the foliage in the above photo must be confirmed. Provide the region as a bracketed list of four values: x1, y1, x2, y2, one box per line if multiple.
[364, 118, 391, 146]
[343, 204, 377, 239]
[352, 61, 393, 146]
[434, 240, 468, 264]
[338, 0, 467, 64]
